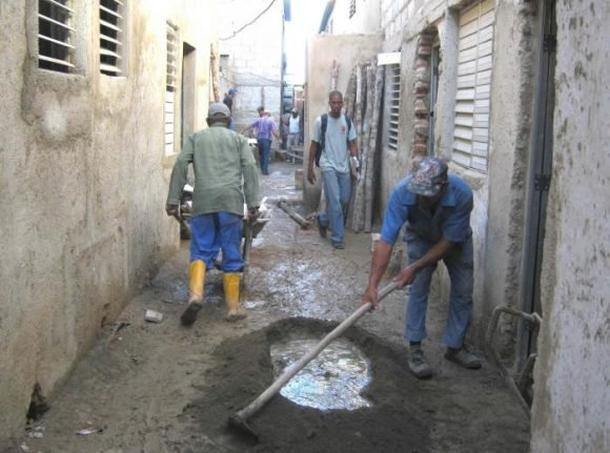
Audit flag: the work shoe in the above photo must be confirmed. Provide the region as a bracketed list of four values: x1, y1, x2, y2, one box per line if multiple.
[181, 260, 206, 326]
[317, 218, 328, 239]
[408, 346, 433, 379]
[332, 241, 345, 250]
[224, 272, 247, 322]
[444, 347, 482, 369]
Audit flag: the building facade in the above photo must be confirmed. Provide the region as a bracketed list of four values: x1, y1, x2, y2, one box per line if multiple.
[217, 0, 286, 130]
[0, 0, 216, 443]
[307, 0, 610, 451]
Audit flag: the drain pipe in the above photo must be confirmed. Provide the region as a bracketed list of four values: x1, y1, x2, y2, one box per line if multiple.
[318, 0, 336, 33]
[485, 306, 542, 415]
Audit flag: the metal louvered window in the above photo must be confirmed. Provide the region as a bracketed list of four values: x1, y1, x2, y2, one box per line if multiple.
[349, 0, 356, 19]
[453, 0, 495, 172]
[38, 0, 75, 73]
[99, 0, 125, 76]
[388, 64, 401, 150]
[165, 23, 178, 156]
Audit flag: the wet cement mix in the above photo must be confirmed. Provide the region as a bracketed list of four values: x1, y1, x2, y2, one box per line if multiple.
[186, 318, 431, 453]
[7, 164, 530, 453]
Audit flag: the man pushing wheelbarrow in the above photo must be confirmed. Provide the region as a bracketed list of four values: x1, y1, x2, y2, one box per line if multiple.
[165, 102, 261, 326]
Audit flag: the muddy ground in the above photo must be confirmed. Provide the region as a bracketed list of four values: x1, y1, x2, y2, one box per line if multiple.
[9, 162, 530, 452]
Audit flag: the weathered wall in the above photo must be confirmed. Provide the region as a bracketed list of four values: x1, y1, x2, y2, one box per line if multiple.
[303, 33, 382, 211]
[217, 0, 284, 130]
[531, 1, 610, 451]
[0, 0, 215, 444]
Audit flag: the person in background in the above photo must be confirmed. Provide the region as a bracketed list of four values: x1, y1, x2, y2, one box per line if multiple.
[247, 106, 280, 175]
[361, 157, 481, 379]
[223, 88, 237, 113]
[166, 103, 260, 326]
[287, 108, 300, 161]
[307, 91, 358, 250]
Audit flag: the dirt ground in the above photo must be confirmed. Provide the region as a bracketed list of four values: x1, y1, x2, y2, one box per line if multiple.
[9, 162, 530, 453]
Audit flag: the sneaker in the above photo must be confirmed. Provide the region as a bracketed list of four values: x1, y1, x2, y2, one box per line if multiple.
[332, 241, 345, 250]
[317, 218, 328, 239]
[444, 347, 482, 369]
[408, 346, 433, 379]
[180, 302, 202, 326]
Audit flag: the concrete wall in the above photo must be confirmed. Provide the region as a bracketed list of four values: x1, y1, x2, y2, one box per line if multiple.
[531, 1, 610, 451]
[303, 33, 382, 211]
[217, 0, 284, 130]
[0, 0, 215, 444]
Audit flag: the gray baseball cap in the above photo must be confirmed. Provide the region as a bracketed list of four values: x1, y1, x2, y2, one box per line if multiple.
[207, 102, 231, 119]
[407, 157, 449, 197]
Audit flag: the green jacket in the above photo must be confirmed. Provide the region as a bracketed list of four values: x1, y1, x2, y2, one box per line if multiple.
[166, 124, 260, 217]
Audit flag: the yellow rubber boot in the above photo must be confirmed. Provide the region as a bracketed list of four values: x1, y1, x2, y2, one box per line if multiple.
[181, 260, 205, 326]
[223, 272, 247, 322]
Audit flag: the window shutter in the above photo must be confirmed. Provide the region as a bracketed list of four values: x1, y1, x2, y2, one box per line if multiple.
[453, 0, 494, 172]
[99, 0, 125, 76]
[38, 0, 75, 73]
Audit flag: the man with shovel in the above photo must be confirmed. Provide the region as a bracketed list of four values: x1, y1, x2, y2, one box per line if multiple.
[166, 103, 260, 326]
[362, 157, 481, 378]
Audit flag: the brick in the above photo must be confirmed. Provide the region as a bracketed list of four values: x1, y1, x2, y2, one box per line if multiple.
[415, 99, 428, 115]
[414, 81, 429, 95]
[418, 45, 432, 56]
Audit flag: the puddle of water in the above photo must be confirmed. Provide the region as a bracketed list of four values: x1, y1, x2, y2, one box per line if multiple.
[270, 336, 372, 411]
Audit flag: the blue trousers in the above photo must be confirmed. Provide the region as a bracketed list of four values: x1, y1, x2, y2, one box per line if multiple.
[190, 212, 243, 272]
[319, 169, 352, 245]
[405, 236, 474, 348]
[257, 138, 272, 175]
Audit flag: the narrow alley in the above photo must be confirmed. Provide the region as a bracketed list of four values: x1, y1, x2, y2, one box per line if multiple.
[1, 1, 609, 452]
[12, 164, 529, 452]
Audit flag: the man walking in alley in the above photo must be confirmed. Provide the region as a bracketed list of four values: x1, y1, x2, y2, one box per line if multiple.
[248, 106, 279, 175]
[362, 157, 481, 378]
[307, 90, 358, 250]
[166, 103, 260, 326]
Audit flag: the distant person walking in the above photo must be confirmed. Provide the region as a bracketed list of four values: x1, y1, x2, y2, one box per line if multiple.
[247, 106, 279, 175]
[307, 91, 358, 250]
[288, 108, 300, 149]
[223, 88, 237, 113]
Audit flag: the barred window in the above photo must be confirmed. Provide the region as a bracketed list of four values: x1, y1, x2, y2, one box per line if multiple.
[38, 0, 75, 73]
[388, 64, 401, 150]
[99, 0, 125, 76]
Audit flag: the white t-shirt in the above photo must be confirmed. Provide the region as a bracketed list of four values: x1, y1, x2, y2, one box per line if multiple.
[312, 114, 357, 173]
[289, 115, 300, 134]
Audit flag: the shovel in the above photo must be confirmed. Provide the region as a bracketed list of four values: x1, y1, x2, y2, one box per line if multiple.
[228, 281, 400, 441]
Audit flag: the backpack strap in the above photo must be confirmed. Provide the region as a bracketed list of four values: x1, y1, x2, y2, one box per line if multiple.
[315, 114, 328, 167]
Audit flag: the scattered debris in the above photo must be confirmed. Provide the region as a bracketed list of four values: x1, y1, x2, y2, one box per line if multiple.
[20, 443, 30, 452]
[277, 198, 311, 229]
[144, 309, 163, 323]
[76, 427, 103, 436]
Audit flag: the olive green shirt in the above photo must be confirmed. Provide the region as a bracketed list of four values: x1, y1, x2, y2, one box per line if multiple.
[166, 124, 260, 216]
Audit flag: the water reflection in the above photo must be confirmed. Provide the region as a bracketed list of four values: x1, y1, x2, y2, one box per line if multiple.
[270, 337, 372, 411]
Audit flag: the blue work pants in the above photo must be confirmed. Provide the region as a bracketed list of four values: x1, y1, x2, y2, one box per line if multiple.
[190, 212, 243, 272]
[257, 138, 272, 175]
[319, 169, 352, 245]
[405, 235, 474, 348]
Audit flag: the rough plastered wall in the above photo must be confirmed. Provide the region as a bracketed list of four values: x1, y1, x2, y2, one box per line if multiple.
[531, 1, 610, 451]
[217, 0, 284, 130]
[303, 34, 382, 211]
[0, 0, 214, 443]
